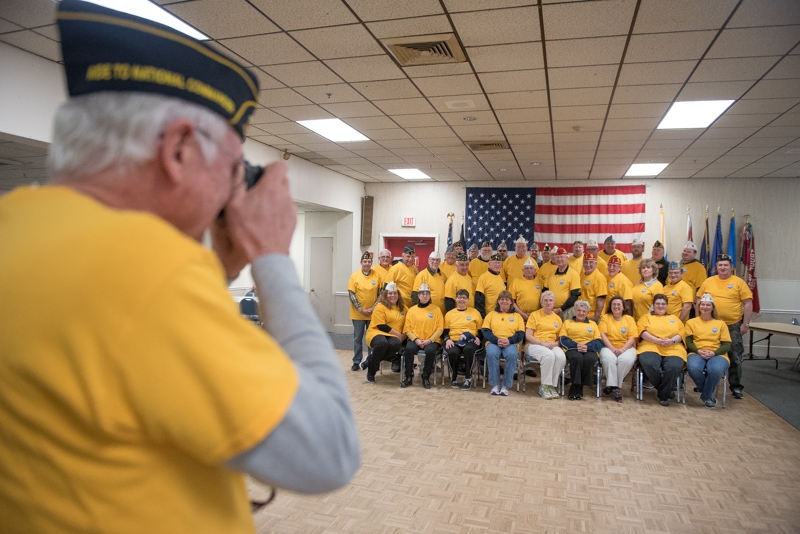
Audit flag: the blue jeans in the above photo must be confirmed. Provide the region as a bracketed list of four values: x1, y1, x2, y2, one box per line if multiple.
[352, 319, 369, 364]
[687, 353, 729, 402]
[486, 343, 519, 389]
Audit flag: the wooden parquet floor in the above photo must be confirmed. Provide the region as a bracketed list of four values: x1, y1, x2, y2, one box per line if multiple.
[250, 350, 800, 533]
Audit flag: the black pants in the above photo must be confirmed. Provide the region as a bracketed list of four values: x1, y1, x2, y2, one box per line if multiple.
[639, 352, 684, 402]
[566, 349, 597, 387]
[447, 343, 477, 380]
[402, 342, 440, 378]
[368, 335, 403, 375]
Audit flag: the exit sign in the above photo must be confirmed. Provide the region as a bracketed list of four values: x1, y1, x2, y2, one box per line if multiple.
[402, 216, 416, 227]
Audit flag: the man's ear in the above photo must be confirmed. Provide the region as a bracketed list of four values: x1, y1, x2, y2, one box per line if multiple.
[157, 119, 196, 186]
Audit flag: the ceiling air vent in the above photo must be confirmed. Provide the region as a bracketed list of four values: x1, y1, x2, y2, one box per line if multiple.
[382, 34, 466, 66]
[464, 141, 510, 152]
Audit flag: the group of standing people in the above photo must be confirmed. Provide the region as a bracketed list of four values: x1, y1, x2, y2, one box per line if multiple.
[349, 234, 753, 408]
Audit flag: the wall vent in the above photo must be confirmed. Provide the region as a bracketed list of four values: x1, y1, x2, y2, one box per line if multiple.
[464, 141, 510, 152]
[381, 34, 466, 66]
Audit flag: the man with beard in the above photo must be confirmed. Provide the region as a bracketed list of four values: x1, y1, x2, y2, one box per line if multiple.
[475, 253, 507, 318]
[621, 238, 645, 284]
[680, 241, 707, 295]
[651, 240, 669, 284]
[440, 245, 457, 279]
[444, 253, 475, 311]
[470, 240, 494, 286]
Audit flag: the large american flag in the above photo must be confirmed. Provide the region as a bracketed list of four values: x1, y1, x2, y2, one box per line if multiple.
[533, 185, 646, 253]
[466, 185, 646, 252]
[465, 187, 535, 249]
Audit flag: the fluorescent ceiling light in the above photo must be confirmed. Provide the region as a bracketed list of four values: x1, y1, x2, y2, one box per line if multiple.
[625, 163, 669, 176]
[390, 169, 431, 180]
[297, 119, 369, 142]
[657, 100, 734, 129]
[79, 0, 208, 40]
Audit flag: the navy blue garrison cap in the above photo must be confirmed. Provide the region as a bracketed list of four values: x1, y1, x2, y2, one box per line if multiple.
[56, 0, 259, 137]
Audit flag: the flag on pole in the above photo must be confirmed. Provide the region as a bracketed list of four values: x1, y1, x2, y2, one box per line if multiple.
[459, 219, 466, 246]
[686, 212, 693, 242]
[727, 213, 737, 268]
[659, 204, 667, 261]
[710, 212, 723, 276]
[532, 185, 646, 252]
[700, 214, 710, 274]
[740, 221, 760, 312]
[447, 217, 453, 246]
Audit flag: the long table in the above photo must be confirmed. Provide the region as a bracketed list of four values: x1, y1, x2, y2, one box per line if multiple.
[746, 322, 800, 370]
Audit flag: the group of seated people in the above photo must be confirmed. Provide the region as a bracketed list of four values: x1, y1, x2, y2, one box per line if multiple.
[351, 236, 741, 408]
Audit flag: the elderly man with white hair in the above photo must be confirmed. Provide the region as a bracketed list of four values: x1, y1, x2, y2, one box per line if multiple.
[373, 248, 393, 280]
[502, 235, 531, 286]
[0, 1, 359, 530]
[413, 250, 447, 314]
[584, 239, 609, 277]
[680, 241, 707, 295]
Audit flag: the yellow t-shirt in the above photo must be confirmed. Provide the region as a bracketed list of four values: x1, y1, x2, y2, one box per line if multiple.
[444, 271, 476, 309]
[0, 187, 297, 534]
[403, 304, 444, 343]
[366, 303, 406, 346]
[599, 314, 639, 348]
[384, 262, 418, 309]
[568, 254, 584, 272]
[580, 269, 608, 316]
[636, 314, 687, 359]
[685, 317, 732, 362]
[483, 310, 525, 340]
[559, 318, 601, 345]
[439, 261, 457, 280]
[525, 309, 563, 342]
[681, 260, 707, 294]
[475, 271, 507, 314]
[606, 273, 633, 302]
[544, 267, 581, 309]
[347, 268, 383, 320]
[372, 263, 391, 282]
[444, 307, 483, 340]
[413, 268, 447, 314]
[632, 280, 664, 321]
[621, 257, 643, 284]
[510, 277, 543, 314]
[599, 249, 627, 265]
[502, 255, 532, 286]
[536, 261, 557, 286]
[697, 275, 753, 325]
[663, 279, 694, 319]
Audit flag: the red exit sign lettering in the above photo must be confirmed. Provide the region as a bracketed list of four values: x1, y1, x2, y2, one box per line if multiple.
[402, 216, 416, 227]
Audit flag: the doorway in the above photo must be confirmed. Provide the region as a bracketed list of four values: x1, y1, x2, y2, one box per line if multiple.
[309, 237, 334, 331]
[383, 235, 438, 269]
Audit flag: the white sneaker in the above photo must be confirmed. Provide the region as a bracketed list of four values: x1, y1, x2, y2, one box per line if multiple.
[547, 385, 559, 398]
[539, 385, 548, 399]
[490, 385, 500, 395]
[500, 387, 509, 396]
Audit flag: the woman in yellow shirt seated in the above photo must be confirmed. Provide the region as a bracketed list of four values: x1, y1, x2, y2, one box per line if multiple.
[482, 290, 525, 396]
[599, 295, 639, 402]
[523, 291, 567, 399]
[559, 300, 603, 400]
[636, 293, 687, 406]
[685, 293, 732, 408]
[365, 282, 407, 383]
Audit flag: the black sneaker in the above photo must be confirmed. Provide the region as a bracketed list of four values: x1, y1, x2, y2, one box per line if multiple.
[391, 361, 401, 373]
[359, 359, 369, 371]
[366, 373, 375, 383]
[451, 380, 459, 389]
[422, 377, 431, 389]
[732, 387, 743, 399]
[401, 375, 413, 388]
[659, 399, 670, 406]
[462, 378, 472, 390]
[351, 363, 361, 372]
[525, 369, 537, 377]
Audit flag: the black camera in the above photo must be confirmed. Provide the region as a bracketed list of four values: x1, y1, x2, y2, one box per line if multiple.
[244, 161, 265, 189]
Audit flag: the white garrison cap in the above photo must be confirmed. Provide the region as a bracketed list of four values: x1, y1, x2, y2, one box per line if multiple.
[385, 281, 398, 291]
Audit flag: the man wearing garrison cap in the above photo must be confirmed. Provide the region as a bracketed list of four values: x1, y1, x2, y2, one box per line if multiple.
[501, 235, 532, 287]
[0, 2, 359, 531]
[468, 243, 479, 261]
[384, 244, 419, 310]
[650, 240, 669, 285]
[440, 245, 457, 279]
[348, 251, 383, 371]
[680, 241, 707, 294]
[599, 235, 627, 265]
[475, 253, 507, 318]
[470, 240, 494, 287]
[622, 237, 645, 284]
[444, 253, 476, 312]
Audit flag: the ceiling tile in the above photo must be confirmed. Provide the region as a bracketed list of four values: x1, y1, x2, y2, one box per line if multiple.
[325, 55, 405, 82]
[414, 74, 483, 97]
[253, 122, 309, 135]
[0, 30, 59, 61]
[550, 105, 607, 121]
[271, 105, 334, 121]
[248, 0, 357, 30]
[366, 15, 453, 39]
[495, 108, 551, 124]
[546, 36, 626, 68]
[0, 19, 21, 34]
[548, 65, 618, 89]
[441, 110, 497, 126]
[345, 116, 397, 130]
[550, 87, 613, 107]
[31, 24, 58, 40]
[487, 91, 546, 109]
[428, 94, 492, 113]
[251, 68, 285, 90]
[263, 62, 343, 87]
[600, 130, 651, 142]
[552, 119, 604, 133]
[502, 122, 551, 135]
[250, 108, 288, 124]
[479, 70, 547, 93]
[363, 129, 412, 141]
[712, 113, 780, 129]
[166, 0, 277, 39]
[351, 80, 423, 101]
[346, 0, 443, 21]
[321, 101, 384, 118]
[607, 103, 669, 119]
[374, 98, 436, 115]
[405, 126, 460, 139]
[393, 114, 448, 128]
[612, 84, 681, 104]
[765, 55, 800, 80]
[727, 98, 800, 115]
[0, 0, 55, 27]
[617, 60, 697, 86]
[626, 31, 717, 63]
[450, 6, 541, 46]
[741, 79, 800, 100]
[294, 83, 364, 104]
[290, 25, 384, 59]
[678, 81, 753, 101]
[728, 0, 800, 28]
[451, 123, 505, 138]
[598, 140, 645, 151]
[689, 57, 781, 83]
[542, 0, 636, 39]
[707, 26, 800, 59]
[258, 88, 313, 107]
[467, 43, 544, 72]
[220, 33, 314, 65]
[633, 0, 739, 33]
[702, 126, 762, 138]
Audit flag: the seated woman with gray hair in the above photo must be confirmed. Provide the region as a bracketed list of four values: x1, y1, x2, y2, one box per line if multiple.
[559, 300, 603, 400]
[523, 290, 567, 399]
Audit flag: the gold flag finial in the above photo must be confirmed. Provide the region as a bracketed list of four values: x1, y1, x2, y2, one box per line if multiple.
[447, 212, 454, 223]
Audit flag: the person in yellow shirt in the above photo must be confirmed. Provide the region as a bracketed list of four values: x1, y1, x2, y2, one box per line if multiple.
[543, 246, 582, 319]
[497, 240, 509, 260]
[631, 258, 664, 321]
[529, 242, 542, 267]
[384, 245, 419, 309]
[475, 253, 507, 317]
[510, 258, 542, 322]
[680, 241, 707, 295]
[523, 291, 567, 399]
[365, 282, 407, 383]
[696, 253, 753, 399]
[439, 245, 457, 279]
[606, 255, 633, 316]
[502, 235, 532, 286]
[685, 294, 732, 408]
[444, 253, 476, 311]
[664, 261, 694, 322]
[536, 244, 558, 286]
[444, 289, 483, 389]
[470, 241, 494, 286]
[413, 251, 447, 314]
[599, 235, 628, 265]
[580, 251, 607, 322]
[584, 239, 609, 277]
[468, 243, 479, 261]
[622, 237, 645, 284]
[482, 291, 525, 396]
[636, 294, 687, 406]
[372, 248, 393, 281]
[568, 240, 585, 272]
[559, 300, 603, 400]
[347, 250, 383, 370]
[401, 284, 443, 389]
[598, 296, 639, 402]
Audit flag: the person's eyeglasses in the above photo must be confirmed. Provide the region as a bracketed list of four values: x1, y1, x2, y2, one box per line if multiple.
[654, 302, 667, 306]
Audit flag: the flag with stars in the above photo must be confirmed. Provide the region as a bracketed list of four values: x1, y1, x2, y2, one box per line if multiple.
[466, 187, 535, 249]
